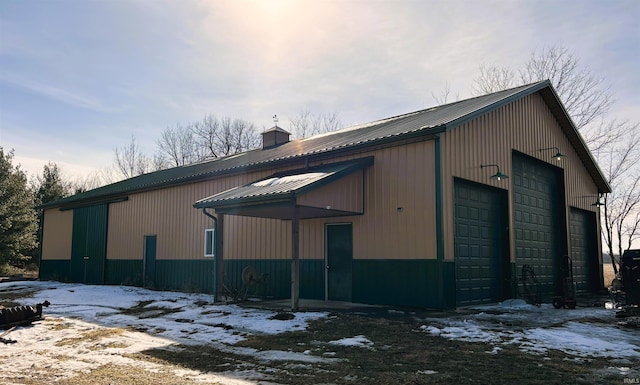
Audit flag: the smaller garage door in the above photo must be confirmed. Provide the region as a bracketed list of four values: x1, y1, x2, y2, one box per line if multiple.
[454, 180, 506, 306]
[570, 208, 597, 292]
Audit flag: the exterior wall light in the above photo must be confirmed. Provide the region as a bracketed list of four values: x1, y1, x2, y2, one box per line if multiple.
[540, 146, 566, 161]
[481, 164, 509, 181]
[580, 194, 604, 207]
[592, 194, 604, 207]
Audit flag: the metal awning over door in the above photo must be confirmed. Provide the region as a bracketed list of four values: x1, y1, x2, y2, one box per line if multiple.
[194, 156, 373, 310]
[194, 157, 373, 218]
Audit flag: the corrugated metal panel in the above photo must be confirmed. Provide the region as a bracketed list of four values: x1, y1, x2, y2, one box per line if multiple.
[440, 93, 601, 263]
[298, 141, 438, 261]
[45, 80, 607, 211]
[107, 140, 437, 269]
[298, 170, 364, 213]
[41, 208, 73, 260]
[107, 169, 289, 263]
[195, 157, 372, 208]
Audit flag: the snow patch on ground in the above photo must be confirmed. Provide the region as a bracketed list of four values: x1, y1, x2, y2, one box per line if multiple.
[328, 335, 374, 349]
[0, 281, 329, 383]
[420, 302, 640, 358]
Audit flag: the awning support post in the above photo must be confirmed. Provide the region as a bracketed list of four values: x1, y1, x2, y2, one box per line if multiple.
[202, 208, 224, 302]
[291, 205, 300, 311]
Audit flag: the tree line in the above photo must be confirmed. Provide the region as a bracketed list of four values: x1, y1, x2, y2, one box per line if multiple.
[0, 111, 341, 270]
[1, 45, 637, 278]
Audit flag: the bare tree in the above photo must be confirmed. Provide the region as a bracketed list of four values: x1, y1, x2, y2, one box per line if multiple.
[473, 46, 613, 133]
[191, 115, 261, 158]
[70, 166, 116, 194]
[472, 45, 638, 275]
[289, 110, 341, 139]
[596, 122, 640, 275]
[114, 135, 150, 179]
[431, 82, 460, 105]
[473, 64, 517, 95]
[156, 123, 205, 167]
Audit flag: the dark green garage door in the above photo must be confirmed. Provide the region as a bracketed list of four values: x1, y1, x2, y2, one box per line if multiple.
[513, 153, 564, 298]
[454, 180, 506, 306]
[570, 208, 597, 292]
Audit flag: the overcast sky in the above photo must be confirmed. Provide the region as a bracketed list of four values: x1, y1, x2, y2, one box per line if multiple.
[1, 0, 638, 181]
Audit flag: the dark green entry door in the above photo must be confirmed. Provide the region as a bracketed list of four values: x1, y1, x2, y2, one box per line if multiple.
[454, 180, 506, 306]
[513, 153, 565, 298]
[326, 223, 353, 301]
[70, 204, 108, 284]
[143, 235, 157, 289]
[570, 208, 597, 292]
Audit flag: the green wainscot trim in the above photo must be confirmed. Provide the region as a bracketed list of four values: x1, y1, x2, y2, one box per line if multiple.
[352, 259, 454, 309]
[39, 260, 70, 282]
[152, 259, 215, 294]
[105, 259, 143, 287]
[441, 261, 456, 309]
[222, 259, 324, 300]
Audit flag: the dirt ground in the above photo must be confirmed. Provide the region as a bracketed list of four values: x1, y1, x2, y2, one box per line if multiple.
[2, 304, 638, 384]
[1, 272, 638, 385]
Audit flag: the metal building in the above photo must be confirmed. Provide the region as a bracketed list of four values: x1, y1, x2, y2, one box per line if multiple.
[39, 81, 610, 309]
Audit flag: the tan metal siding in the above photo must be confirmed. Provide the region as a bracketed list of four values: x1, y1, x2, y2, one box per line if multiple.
[107, 169, 293, 262]
[297, 170, 364, 213]
[299, 141, 438, 261]
[41, 208, 73, 260]
[440, 93, 600, 262]
[106, 141, 437, 264]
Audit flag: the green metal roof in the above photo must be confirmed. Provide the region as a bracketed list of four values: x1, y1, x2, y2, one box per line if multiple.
[42, 80, 611, 210]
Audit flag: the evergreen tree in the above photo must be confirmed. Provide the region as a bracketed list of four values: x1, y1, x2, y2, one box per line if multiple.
[0, 147, 38, 266]
[33, 162, 69, 207]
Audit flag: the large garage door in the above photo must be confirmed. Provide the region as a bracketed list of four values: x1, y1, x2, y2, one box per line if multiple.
[454, 180, 506, 306]
[513, 153, 564, 298]
[570, 208, 597, 292]
[70, 204, 108, 284]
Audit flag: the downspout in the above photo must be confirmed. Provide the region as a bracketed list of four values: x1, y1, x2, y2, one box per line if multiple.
[201, 208, 219, 302]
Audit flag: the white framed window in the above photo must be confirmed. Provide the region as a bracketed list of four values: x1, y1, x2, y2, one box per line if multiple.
[204, 228, 215, 257]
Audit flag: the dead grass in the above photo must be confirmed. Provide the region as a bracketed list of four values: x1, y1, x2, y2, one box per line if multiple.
[133, 313, 634, 385]
[603, 263, 616, 287]
[120, 300, 183, 318]
[3, 286, 636, 385]
[0, 286, 37, 308]
[55, 328, 125, 347]
[55, 364, 222, 385]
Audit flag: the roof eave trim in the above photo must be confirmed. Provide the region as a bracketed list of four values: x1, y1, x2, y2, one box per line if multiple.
[53, 196, 129, 211]
[539, 86, 612, 193]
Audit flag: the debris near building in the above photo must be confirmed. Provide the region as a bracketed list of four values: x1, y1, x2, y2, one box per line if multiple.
[0, 300, 50, 330]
